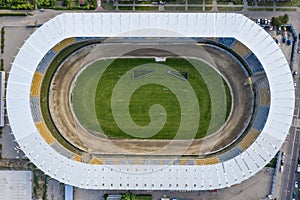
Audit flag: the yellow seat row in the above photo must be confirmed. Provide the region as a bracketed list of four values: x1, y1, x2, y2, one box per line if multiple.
[53, 38, 76, 53]
[89, 157, 104, 165]
[35, 121, 55, 144]
[195, 157, 219, 165]
[238, 128, 260, 150]
[72, 154, 82, 162]
[30, 72, 43, 97]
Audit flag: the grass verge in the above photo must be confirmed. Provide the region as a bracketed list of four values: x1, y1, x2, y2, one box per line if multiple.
[217, 0, 230, 5]
[218, 6, 243, 11]
[164, 6, 186, 10]
[257, 1, 274, 6]
[275, 7, 296, 11]
[101, 1, 114, 10]
[276, 0, 300, 6]
[135, 6, 158, 10]
[188, 6, 203, 10]
[188, 0, 203, 4]
[248, 7, 273, 11]
[118, 6, 133, 10]
[0, 12, 27, 16]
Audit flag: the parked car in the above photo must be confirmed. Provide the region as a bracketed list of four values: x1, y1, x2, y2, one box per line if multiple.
[280, 165, 283, 172]
[293, 71, 298, 77]
[295, 181, 298, 188]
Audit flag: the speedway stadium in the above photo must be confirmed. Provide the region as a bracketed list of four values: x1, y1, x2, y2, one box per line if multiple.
[6, 13, 294, 190]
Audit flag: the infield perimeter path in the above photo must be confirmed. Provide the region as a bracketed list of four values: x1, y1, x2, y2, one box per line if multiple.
[49, 43, 253, 156]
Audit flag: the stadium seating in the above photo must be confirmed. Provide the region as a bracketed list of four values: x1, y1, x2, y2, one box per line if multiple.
[72, 154, 82, 162]
[75, 37, 103, 42]
[232, 40, 250, 58]
[252, 106, 270, 131]
[217, 37, 236, 48]
[256, 79, 270, 106]
[35, 121, 55, 145]
[218, 146, 243, 162]
[36, 49, 56, 74]
[195, 157, 219, 165]
[244, 53, 264, 75]
[238, 128, 260, 151]
[30, 97, 43, 123]
[89, 157, 104, 165]
[53, 38, 76, 53]
[50, 141, 74, 159]
[30, 72, 43, 97]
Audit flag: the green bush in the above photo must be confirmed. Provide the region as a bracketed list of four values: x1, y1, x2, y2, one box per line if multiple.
[11, 3, 34, 10]
[271, 14, 289, 26]
[1, 27, 4, 54]
[0, 12, 27, 16]
[1, 59, 4, 71]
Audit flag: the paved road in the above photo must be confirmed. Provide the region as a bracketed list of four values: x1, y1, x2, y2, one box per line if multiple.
[276, 125, 300, 200]
[274, 38, 300, 200]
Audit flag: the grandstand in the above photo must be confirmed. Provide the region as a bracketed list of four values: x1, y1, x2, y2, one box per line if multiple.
[72, 154, 82, 162]
[6, 13, 294, 191]
[30, 72, 43, 97]
[89, 157, 104, 165]
[256, 79, 270, 106]
[30, 97, 43, 123]
[35, 121, 55, 145]
[238, 128, 260, 151]
[53, 38, 75, 53]
[217, 37, 236, 49]
[195, 157, 219, 165]
[244, 53, 264, 75]
[232, 40, 250, 58]
[219, 146, 242, 162]
[0, 72, 4, 127]
[36, 50, 56, 74]
[51, 141, 74, 159]
[252, 106, 270, 132]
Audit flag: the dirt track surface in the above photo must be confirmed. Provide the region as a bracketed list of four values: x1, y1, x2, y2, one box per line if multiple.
[49, 43, 252, 156]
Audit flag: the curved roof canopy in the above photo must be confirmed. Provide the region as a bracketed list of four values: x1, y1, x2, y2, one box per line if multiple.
[6, 13, 294, 190]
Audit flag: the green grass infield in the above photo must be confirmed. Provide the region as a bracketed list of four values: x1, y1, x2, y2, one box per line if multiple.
[72, 58, 232, 140]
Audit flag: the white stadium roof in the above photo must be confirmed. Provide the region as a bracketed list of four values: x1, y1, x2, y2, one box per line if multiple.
[7, 13, 294, 190]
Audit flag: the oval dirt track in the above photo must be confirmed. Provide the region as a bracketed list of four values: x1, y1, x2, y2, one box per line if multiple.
[49, 43, 253, 156]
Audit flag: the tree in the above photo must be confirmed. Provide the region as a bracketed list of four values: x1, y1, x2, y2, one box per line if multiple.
[271, 14, 289, 27]
[282, 14, 289, 24]
[271, 16, 281, 27]
[121, 193, 137, 200]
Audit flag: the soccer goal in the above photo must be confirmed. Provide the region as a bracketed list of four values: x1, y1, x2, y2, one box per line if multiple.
[166, 70, 188, 81]
[132, 70, 155, 80]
